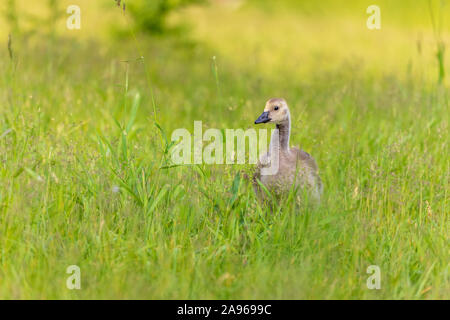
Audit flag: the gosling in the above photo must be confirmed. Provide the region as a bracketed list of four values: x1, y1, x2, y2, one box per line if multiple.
[253, 98, 323, 203]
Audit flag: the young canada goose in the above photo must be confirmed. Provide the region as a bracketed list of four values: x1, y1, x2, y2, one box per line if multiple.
[253, 98, 323, 203]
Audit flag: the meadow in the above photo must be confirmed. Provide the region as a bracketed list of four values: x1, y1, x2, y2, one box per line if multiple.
[0, 0, 448, 299]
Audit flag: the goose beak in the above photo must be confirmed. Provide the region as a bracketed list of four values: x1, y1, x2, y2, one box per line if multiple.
[254, 111, 270, 124]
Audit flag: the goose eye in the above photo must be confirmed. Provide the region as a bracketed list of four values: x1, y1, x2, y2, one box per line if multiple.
[274, 106, 279, 111]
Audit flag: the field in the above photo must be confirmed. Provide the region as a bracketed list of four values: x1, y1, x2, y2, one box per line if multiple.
[0, 0, 448, 299]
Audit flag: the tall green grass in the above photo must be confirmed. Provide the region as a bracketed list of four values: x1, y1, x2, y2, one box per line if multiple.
[0, 1, 448, 299]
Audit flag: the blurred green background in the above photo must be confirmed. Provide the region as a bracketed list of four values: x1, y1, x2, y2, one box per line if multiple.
[0, 0, 448, 299]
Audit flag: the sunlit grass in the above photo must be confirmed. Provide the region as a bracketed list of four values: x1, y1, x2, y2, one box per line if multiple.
[182, 0, 449, 86]
[0, 0, 448, 299]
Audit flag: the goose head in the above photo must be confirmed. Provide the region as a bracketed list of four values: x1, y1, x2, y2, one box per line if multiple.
[254, 98, 290, 125]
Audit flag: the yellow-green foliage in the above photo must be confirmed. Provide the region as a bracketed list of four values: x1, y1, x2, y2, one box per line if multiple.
[0, 0, 448, 299]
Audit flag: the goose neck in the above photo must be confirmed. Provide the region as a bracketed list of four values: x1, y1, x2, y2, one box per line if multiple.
[276, 118, 291, 151]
